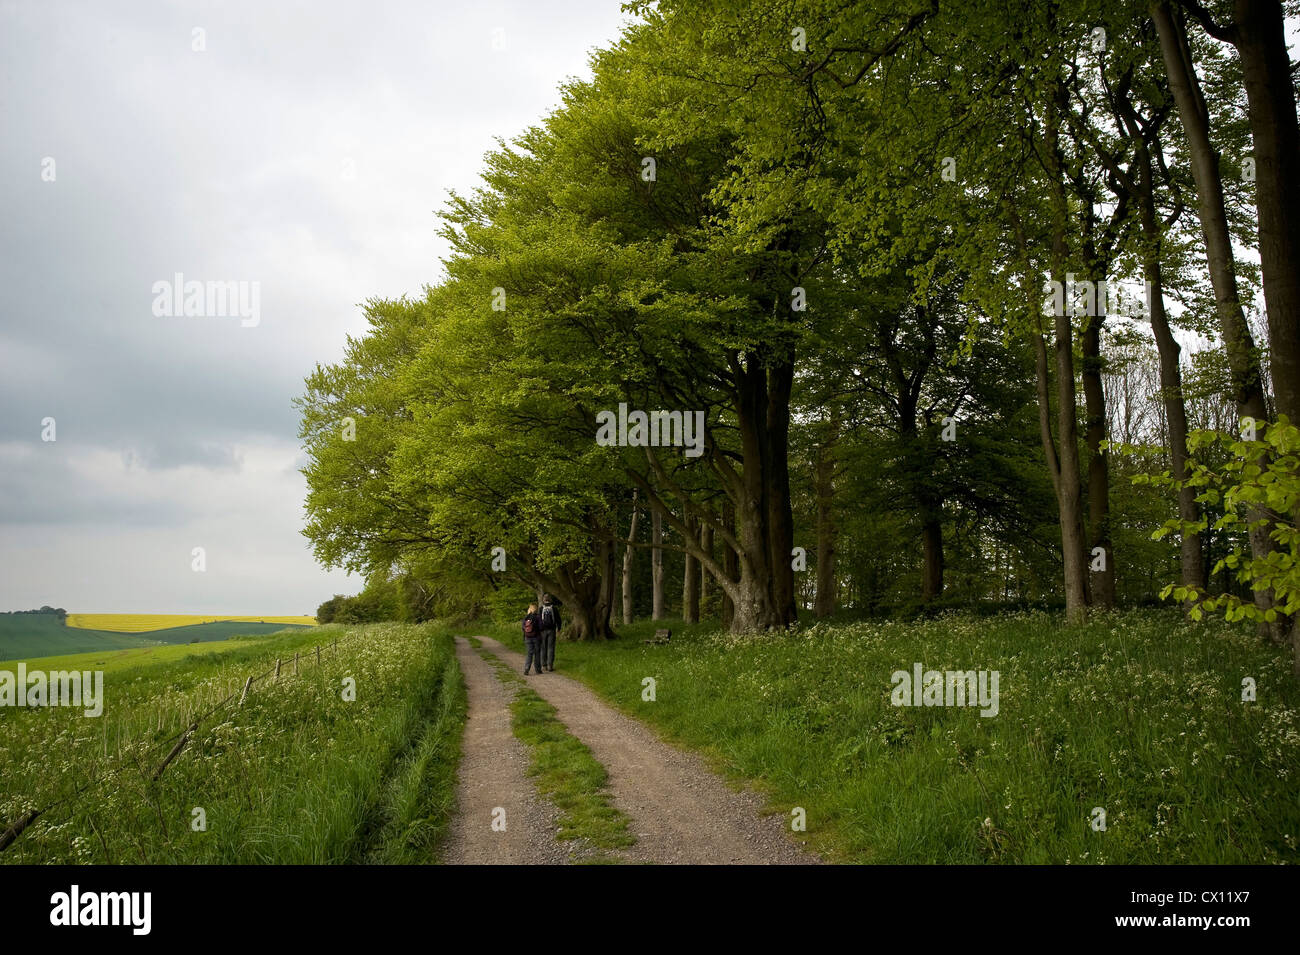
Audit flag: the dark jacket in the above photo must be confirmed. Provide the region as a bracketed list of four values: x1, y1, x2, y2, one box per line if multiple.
[539, 603, 561, 632]
[522, 612, 543, 640]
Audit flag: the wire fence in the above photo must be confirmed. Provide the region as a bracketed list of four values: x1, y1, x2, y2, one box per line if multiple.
[0, 629, 370, 855]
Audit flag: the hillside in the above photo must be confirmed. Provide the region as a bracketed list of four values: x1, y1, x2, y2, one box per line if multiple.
[67, 613, 317, 631]
[0, 614, 314, 663]
[0, 613, 152, 660]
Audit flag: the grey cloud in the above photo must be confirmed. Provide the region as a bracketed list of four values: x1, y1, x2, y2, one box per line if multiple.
[0, 0, 630, 609]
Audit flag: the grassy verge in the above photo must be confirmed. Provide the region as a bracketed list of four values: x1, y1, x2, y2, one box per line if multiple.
[1, 622, 466, 864]
[479, 609, 1300, 864]
[475, 646, 633, 859]
[363, 643, 467, 863]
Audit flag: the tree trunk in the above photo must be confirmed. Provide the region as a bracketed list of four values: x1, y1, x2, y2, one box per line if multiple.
[1123, 108, 1206, 596]
[766, 361, 798, 626]
[682, 514, 700, 624]
[629, 347, 797, 633]
[721, 500, 737, 629]
[707, 358, 796, 630]
[1051, 292, 1091, 625]
[699, 520, 714, 618]
[1081, 304, 1115, 610]
[651, 507, 665, 620]
[730, 360, 783, 630]
[1234, 0, 1300, 427]
[880, 313, 943, 606]
[1151, 261, 1207, 595]
[1073, 196, 1115, 609]
[814, 411, 839, 619]
[598, 537, 618, 641]
[1043, 91, 1091, 624]
[566, 597, 616, 641]
[920, 516, 944, 602]
[1152, 2, 1270, 422]
[1232, 0, 1300, 665]
[1153, 0, 1278, 630]
[538, 558, 616, 642]
[622, 491, 640, 625]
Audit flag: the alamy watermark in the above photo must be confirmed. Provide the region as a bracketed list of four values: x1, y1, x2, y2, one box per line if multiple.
[595, 402, 705, 458]
[1, 663, 103, 717]
[152, 273, 260, 327]
[891, 663, 1000, 717]
[50, 885, 150, 935]
[1044, 275, 1152, 320]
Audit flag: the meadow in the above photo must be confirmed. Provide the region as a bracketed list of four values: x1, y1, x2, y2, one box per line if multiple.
[2, 638, 306, 680]
[1, 614, 154, 660]
[0, 614, 316, 663]
[7, 605, 1296, 866]
[0, 622, 464, 864]
[484, 608, 1300, 864]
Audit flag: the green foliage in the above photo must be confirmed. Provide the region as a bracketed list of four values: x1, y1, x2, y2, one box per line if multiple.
[1153, 417, 1300, 622]
[295, 0, 1296, 630]
[316, 594, 345, 624]
[485, 581, 538, 628]
[319, 579, 403, 625]
[318, 571, 468, 625]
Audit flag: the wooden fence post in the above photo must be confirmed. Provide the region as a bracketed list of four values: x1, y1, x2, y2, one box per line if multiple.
[294, 652, 299, 675]
[0, 809, 42, 853]
[274, 658, 282, 680]
[239, 676, 253, 706]
[152, 723, 198, 780]
[316, 645, 321, 667]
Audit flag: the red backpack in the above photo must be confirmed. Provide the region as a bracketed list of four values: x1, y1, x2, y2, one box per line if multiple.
[522, 615, 537, 637]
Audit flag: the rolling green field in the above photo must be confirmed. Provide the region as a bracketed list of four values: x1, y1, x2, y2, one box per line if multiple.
[0, 622, 465, 864]
[0, 614, 315, 663]
[1, 638, 299, 679]
[485, 608, 1300, 864]
[0, 614, 153, 659]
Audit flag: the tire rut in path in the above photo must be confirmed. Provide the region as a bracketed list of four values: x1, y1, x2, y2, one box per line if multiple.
[442, 637, 569, 864]
[474, 635, 819, 865]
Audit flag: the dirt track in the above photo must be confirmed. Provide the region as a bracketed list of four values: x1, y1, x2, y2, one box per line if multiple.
[441, 635, 819, 865]
[441, 638, 568, 864]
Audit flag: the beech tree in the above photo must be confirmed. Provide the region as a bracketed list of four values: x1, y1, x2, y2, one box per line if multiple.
[300, 0, 1298, 647]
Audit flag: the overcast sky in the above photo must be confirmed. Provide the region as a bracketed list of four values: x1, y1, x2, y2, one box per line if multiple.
[0, 0, 633, 614]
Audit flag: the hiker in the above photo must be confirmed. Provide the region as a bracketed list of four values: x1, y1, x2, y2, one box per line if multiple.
[539, 594, 561, 672]
[522, 603, 544, 675]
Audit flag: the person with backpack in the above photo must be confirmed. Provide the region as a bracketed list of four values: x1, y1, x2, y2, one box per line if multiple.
[538, 594, 561, 672]
[522, 603, 544, 675]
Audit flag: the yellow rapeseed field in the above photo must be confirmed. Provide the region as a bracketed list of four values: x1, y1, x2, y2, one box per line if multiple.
[66, 614, 317, 632]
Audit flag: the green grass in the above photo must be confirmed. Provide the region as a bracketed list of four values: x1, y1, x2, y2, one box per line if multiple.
[0, 614, 314, 663]
[363, 644, 468, 864]
[476, 647, 634, 857]
[0, 614, 154, 659]
[1, 622, 467, 864]
[1, 635, 308, 678]
[482, 608, 1300, 864]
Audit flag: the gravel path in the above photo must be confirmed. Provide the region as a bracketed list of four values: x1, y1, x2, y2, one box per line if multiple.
[441, 638, 569, 864]
[474, 635, 820, 865]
